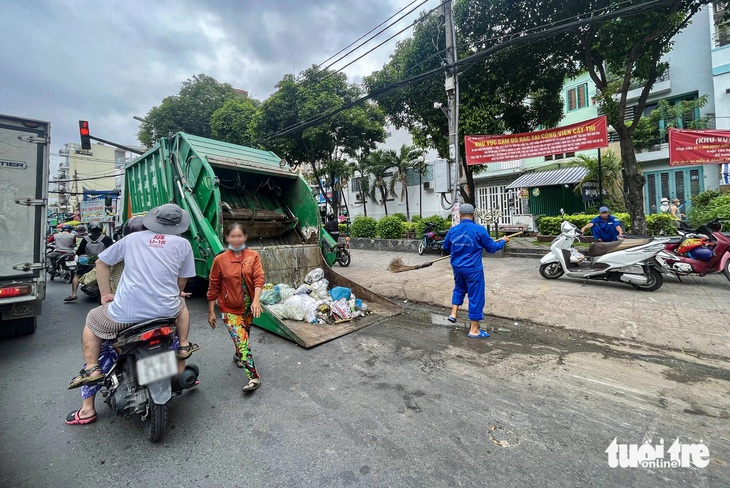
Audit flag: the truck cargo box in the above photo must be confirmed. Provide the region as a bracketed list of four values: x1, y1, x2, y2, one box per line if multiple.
[124, 133, 401, 347]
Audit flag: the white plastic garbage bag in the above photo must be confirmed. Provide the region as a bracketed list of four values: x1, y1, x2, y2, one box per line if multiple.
[310, 279, 330, 299]
[281, 294, 318, 321]
[304, 268, 325, 284]
[277, 284, 296, 302]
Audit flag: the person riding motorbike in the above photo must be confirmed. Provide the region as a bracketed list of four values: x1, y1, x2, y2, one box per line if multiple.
[324, 214, 340, 241]
[65, 221, 114, 302]
[66, 205, 200, 425]
[580, 206, 625, 242]
[46, 225, 76, 270]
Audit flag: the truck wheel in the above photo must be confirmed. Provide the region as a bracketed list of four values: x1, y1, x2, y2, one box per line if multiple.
[632, 268, 664, 291]
[539, 262, 564, 279]
[10, 317, 37, 336]
[145, 403, 168, 443]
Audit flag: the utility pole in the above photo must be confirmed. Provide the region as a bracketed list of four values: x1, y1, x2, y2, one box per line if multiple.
[443, 0, 461, 225]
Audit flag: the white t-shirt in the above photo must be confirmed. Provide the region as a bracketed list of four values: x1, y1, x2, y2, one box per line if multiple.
[99, 230, 196, 324]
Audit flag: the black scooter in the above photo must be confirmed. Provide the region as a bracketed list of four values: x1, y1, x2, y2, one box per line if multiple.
[102, 319, 199, 442]
[418, 222, 448, 255]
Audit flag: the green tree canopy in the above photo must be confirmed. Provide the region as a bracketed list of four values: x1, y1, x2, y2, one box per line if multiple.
[138, 74, 238, 147]
[210, 97, 259, 146]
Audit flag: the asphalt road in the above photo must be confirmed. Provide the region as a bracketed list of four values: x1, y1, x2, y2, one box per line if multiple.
[1, 280, 728, 487]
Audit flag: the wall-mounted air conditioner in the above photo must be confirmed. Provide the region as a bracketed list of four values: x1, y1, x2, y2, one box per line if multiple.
[423, 181, 433, 191]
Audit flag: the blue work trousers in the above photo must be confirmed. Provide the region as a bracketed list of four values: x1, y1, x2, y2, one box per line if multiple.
[452, 269, 486, 321]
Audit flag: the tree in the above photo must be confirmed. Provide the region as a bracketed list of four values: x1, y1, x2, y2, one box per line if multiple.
[251, 66, 386, 215]
[210, 97, 259, 146]
[633, 95, 710, 150]
[575, 152, 626, 211]
[362, 149, 395, 216]
[573, 0, 716, 233]
[386, 145, 425, 220]
[365, 2, 578, 204]
[138, 74, 238, 147]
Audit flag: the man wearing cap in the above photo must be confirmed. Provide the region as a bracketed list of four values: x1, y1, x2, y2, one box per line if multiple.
[580, 207, 625, 242]
[443, 204, 509, 339]
[65, 204, 199, 425]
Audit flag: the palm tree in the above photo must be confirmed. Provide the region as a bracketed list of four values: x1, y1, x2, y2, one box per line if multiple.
[363, 150, 395, 216]
[387, 145, 425, 221]
[575, 152, 626, 211]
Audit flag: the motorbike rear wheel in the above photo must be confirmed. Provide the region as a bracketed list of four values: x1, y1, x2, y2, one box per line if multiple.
[724, 259, 730, 282]
[337, 250, 351, 267]
[632, 267, 663, 292]
[539, 262, 564, 279]
[145, 403, 168, 443]
[418, 239, 425, 255]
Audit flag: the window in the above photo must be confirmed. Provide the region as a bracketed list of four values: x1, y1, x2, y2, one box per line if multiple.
[566, 83, 589, 111]
[544, 152, 576, 162]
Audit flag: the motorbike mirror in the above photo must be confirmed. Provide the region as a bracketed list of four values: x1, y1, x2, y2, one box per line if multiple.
[560, 208, 565, 216]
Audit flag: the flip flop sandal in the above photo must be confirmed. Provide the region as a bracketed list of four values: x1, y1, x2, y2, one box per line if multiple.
[64, 295, 78, 302]
[68, 366, 104, 389]
[176, 343, 200, 360]
[242, 379, 260, 392]
[447, 316, 457, 324]
[467, 330, 491, 339]
[233, 355, 244, 369]
[65, 408, 98, 425]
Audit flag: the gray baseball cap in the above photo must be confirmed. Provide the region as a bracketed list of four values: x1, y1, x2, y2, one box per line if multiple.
[142, 203, 190, 235]
[458, 203, 475, 215]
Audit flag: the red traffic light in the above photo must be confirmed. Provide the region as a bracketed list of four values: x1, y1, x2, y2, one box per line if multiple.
[79, 120, 91, 149]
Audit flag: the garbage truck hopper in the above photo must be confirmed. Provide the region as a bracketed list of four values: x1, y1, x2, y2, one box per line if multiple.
[124, 133, 401, 347]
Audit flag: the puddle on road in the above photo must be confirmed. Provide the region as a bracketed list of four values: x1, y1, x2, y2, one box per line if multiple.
[374, 302, 730, 386]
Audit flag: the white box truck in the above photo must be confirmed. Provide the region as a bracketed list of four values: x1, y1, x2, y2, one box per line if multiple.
[0, 114, 50, 335]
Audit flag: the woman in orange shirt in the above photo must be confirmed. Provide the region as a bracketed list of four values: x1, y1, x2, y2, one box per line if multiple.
[207, 223, 265, 392]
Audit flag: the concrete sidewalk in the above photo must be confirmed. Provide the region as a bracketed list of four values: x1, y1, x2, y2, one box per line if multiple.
[338, 249, 730, 357]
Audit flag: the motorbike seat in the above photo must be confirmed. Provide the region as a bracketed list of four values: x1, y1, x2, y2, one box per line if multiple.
[586, 238, 653, 257]
[437, 230, 448, 236]
[116, 318, 177, 339]
[665, 237, 683, 244]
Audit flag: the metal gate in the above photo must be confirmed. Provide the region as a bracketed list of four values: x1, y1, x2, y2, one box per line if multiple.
[475, 184, 529, 226]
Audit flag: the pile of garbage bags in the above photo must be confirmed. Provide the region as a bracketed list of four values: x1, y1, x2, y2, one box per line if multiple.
[261, 268, 369, 324]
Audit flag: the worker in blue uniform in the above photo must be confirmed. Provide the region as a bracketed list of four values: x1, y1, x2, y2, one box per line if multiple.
[443, 204, 510, 339]
[580, 206, 625, 242]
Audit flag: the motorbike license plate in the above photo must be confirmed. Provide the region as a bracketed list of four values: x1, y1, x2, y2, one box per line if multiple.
[136, 351, 177, 386]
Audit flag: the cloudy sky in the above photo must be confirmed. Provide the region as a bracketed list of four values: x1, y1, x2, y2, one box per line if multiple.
[0, 0, 437, 172]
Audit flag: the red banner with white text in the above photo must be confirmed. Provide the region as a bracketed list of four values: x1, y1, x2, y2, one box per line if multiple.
[669, 128, 730, 166]
[464, 116, 608, 165]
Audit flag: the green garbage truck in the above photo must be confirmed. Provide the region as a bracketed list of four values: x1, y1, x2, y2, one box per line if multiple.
[122, 132, 400, 347]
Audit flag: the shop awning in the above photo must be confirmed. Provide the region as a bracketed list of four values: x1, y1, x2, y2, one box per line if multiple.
[506, 166, 589, 189]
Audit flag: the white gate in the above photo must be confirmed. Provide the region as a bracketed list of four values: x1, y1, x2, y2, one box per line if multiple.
[475, 184, 529, 226]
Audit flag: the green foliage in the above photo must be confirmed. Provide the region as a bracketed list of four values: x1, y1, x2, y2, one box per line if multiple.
[574, 153, 626, 212]
[361, 150, 396, 214]
[414, 215, 451, 237]
[410, 215, 422, 223]
[391, 213, 408, 222]
[645, 214, 679, 236]
[376, 216, 404, 239]
[338, 223, 348, 235]
[386, 145, 425, 220]
[210, 97, 258, 146]
[633, 96, 710, 150]
[401, 221, 416, 235]
[689, 192, 730, 230]
[350, 216, 377, 238]
[689, 189, 722, 223]
[538, 213, 631, 236]
[138, 74, 238, 147]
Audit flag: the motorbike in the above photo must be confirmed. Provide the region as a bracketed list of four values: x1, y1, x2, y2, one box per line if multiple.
[45, 245, 76, 283]
[539, 219, 669, 291]
[418, 222, 448, 255]
[101, 319, 199, 442]
[335, 236, 351, 267]
[656, 219, 730, 281]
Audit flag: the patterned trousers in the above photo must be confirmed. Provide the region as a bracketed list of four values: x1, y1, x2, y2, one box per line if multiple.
[222, 312, 259, 380]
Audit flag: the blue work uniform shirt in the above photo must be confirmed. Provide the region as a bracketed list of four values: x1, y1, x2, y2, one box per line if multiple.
[442, 219, 505, 273]
[590, 215, 621, 242]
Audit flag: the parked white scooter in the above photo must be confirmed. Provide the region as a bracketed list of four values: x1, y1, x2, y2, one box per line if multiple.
[539, 215, 669, 291]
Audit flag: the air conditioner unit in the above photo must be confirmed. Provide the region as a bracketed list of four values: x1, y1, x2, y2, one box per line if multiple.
[423, 181, 433, 191]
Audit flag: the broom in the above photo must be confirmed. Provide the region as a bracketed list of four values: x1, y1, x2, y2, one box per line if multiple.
[388, 231, 525, 273]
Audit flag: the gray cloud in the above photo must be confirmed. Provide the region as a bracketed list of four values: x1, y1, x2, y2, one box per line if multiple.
[0, 0, 430, 167]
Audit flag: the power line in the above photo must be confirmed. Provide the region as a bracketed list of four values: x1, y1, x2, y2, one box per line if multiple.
[52, 173, 121, 184]
[316, 0, 425, 69]
[264, 0, 679, 141]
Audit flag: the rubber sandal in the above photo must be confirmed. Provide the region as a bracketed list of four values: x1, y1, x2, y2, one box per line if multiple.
[65, 408, 98, 425]
[467, 330, 490, 338]
[447, 316, 457, 324]
[233, 355, 244, 369]
[242, 378, 260, 392]
[64, 295, 78, 302]
[68, 366, 103, 389]
[176, 343, 200, 360]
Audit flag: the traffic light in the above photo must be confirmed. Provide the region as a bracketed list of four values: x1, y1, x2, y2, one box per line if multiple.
[79, 120, 91, 150]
